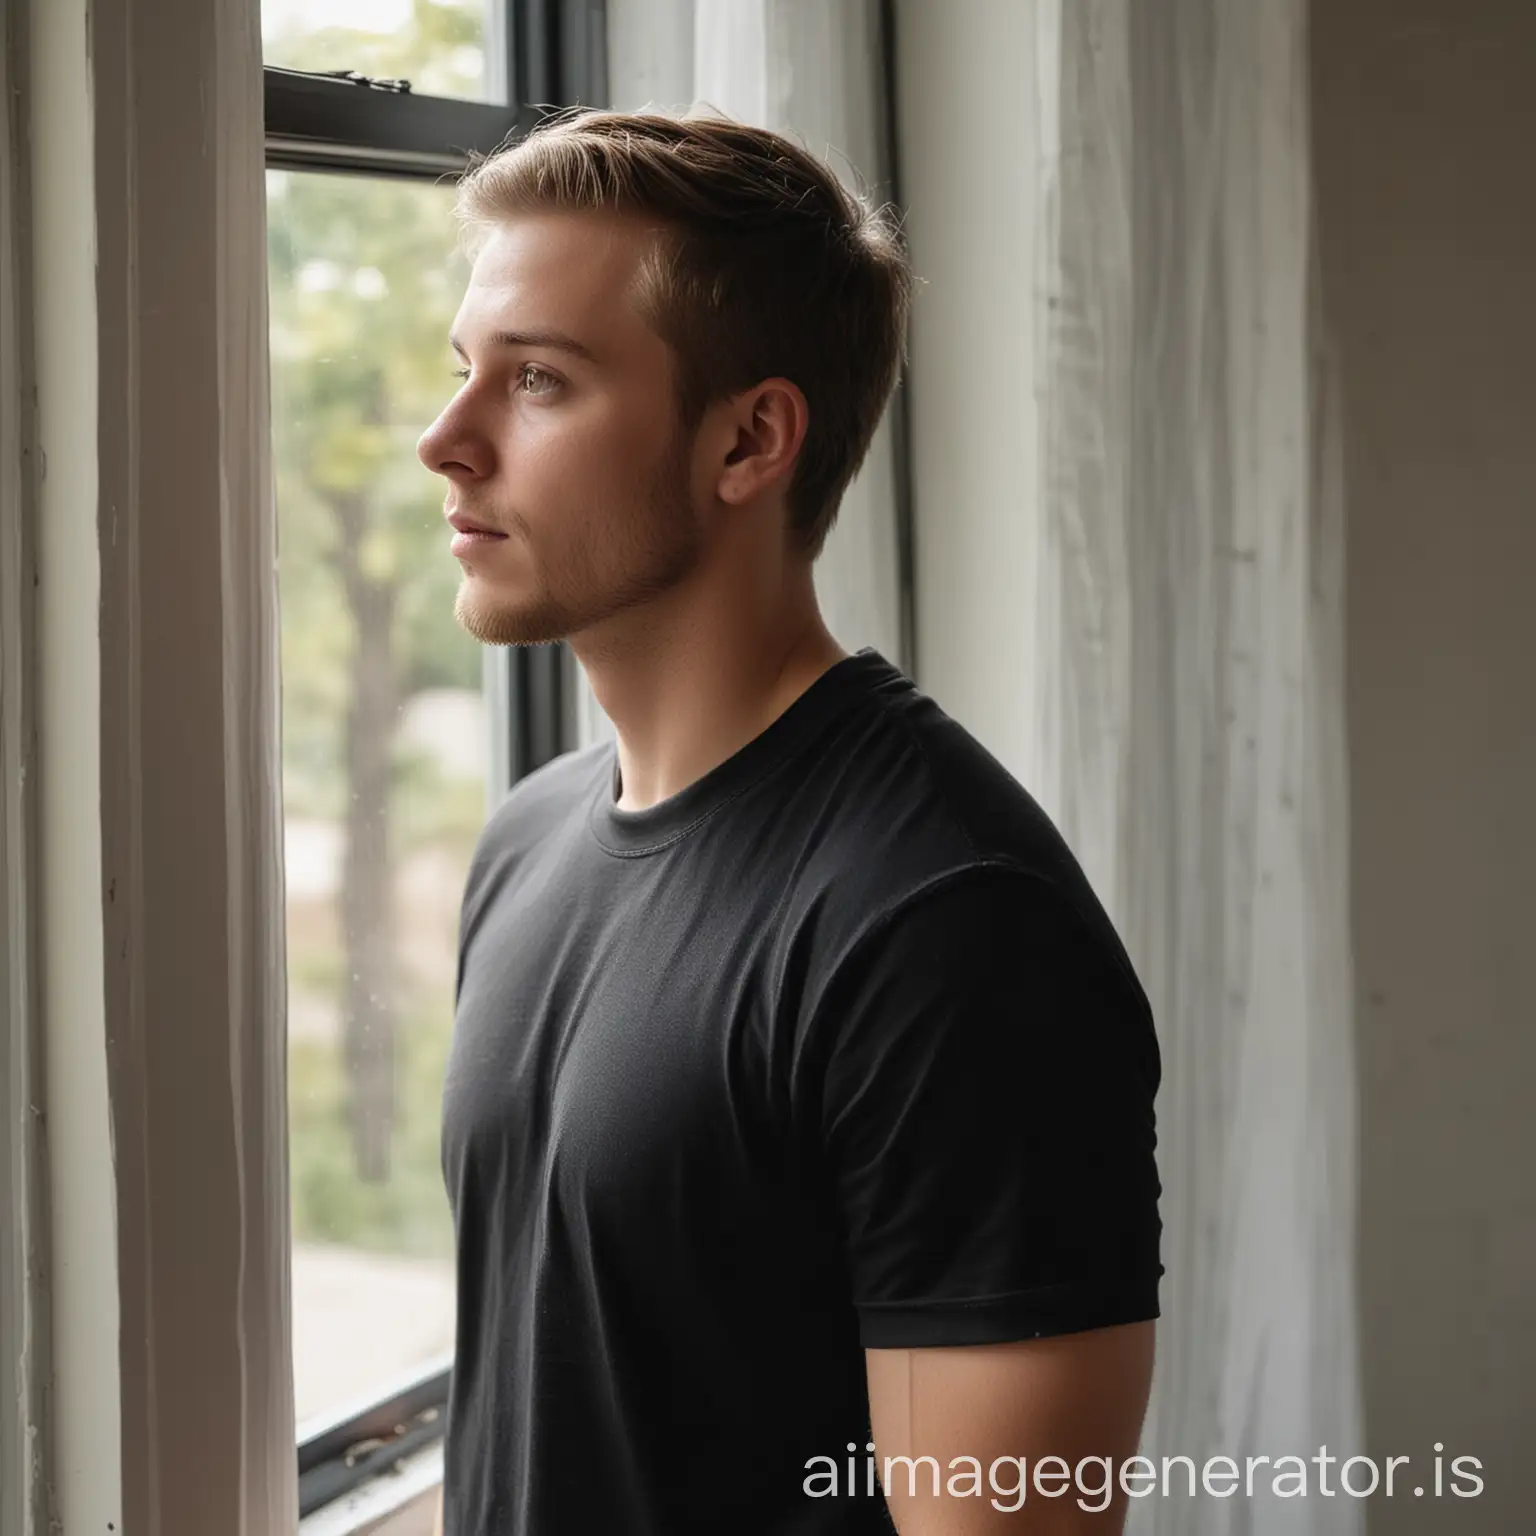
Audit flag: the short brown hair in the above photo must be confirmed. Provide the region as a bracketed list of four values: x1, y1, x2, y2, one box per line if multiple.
[453, 108, 912, 560]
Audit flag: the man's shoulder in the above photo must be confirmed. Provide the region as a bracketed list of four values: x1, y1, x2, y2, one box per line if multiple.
[769, 685, 1129, 1013]
[460, 739, 608, 907]
[808, 682, 1102, 909]
[484, 739, 607, 838]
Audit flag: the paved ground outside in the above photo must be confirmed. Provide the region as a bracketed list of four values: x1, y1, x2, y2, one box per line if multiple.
[292, 1242, 456, 1427]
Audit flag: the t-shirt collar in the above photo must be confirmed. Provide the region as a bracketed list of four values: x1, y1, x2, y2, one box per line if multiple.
[587, 646, 902, 856]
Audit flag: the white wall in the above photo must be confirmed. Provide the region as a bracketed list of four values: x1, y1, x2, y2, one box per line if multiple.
[893, 0, 1048, 781]
[1315, 3, 1536, 1530]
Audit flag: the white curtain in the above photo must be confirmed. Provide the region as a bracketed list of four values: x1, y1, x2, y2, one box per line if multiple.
[575, 0, 905, 750]
[1035, 3, 1362, 1530]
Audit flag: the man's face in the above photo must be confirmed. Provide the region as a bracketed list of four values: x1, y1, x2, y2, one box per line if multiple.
[417, 210, 704, 647]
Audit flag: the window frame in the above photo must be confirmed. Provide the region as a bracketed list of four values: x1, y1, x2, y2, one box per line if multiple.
[1, 2, 49, 1533]
[296, 1352, 453, 1519]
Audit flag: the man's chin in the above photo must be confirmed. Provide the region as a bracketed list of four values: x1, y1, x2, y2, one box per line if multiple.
[453, 586, 573, 647]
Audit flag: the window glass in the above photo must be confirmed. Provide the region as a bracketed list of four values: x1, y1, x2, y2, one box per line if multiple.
[267, 166, 478, 1427]
[263, 0, 499, 105]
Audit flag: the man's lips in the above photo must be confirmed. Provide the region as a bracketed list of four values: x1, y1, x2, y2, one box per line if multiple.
[446, 510, 506, 537]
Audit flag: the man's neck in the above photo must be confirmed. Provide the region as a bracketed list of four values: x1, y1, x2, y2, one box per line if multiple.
[576, 615, 849, 813]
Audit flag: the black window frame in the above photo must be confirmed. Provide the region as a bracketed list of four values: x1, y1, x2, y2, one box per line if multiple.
[266, 0, 605, 1516]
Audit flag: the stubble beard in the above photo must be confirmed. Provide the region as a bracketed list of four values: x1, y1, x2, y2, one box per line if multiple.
[452, 430, 702, 648]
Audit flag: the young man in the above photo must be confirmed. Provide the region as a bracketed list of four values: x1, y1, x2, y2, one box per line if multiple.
[419, 110, 1162, 1535]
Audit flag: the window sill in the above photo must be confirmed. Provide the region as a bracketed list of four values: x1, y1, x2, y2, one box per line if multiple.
[299, 1439, 442, 1536]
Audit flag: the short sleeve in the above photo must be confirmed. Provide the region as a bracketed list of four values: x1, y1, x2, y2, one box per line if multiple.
[812, 864, 1164, 1348]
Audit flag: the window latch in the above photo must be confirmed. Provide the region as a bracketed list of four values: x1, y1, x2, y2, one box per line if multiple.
[311, 68, 414, 95]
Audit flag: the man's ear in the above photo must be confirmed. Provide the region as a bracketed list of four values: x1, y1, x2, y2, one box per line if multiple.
[715, 378, 809, 504]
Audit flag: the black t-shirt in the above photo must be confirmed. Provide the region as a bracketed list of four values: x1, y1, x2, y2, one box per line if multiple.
[440, 647, 1162, 1535]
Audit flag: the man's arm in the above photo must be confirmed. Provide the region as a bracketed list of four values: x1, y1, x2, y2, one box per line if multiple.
[813, 870, 1162, 1529]
[866, 1321, 1155, 1533]
[431, 1486, 444, 1536]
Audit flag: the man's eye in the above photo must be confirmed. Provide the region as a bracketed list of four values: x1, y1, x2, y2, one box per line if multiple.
[449, 364, 558, 394]
[519, 365, 559, 396]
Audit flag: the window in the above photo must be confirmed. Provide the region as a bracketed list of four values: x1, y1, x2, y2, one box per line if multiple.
[261, 3, 905, 1521]
[261, 0, 590, 1519]
[269, 164, 470, 1429]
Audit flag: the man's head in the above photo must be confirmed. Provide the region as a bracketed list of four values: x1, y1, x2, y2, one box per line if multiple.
[416, 108, 911, 647]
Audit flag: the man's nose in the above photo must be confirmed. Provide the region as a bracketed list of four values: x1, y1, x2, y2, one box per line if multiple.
[417, 408, 488, 482]
[416, 416, 446, 475]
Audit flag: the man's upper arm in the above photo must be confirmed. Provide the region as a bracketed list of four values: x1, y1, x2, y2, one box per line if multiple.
[810, 865, 1163, 1529]
[866, 1321, 1156, 1533]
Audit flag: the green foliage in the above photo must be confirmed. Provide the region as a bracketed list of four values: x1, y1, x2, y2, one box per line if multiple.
[289, 984, 456, 1258]
[394, 742, 488, 856]
[289, 942, 346, 998]
[265, 0, 488, 102]
[267, 5, 488, 825]
[268, 164, 475, 785]
[267, 2, 495, 1255]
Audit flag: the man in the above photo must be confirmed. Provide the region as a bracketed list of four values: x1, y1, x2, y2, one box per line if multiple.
[420, 108, 1162, 1535]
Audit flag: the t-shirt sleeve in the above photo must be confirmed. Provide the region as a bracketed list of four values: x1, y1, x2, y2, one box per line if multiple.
[811, 863, 1164, 1349]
